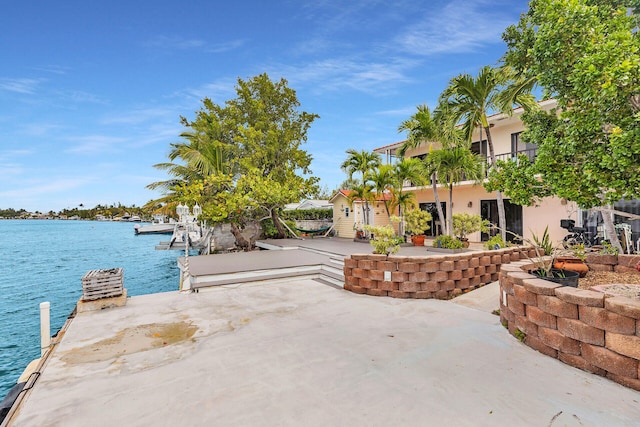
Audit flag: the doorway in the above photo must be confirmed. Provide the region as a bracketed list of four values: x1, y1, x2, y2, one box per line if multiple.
[481, 199, 523, 242]
[419, 202, 446, 237]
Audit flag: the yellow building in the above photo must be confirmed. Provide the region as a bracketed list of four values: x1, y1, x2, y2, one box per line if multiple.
[329, 190, 395, 239]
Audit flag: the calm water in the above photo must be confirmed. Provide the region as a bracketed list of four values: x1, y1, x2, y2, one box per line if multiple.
[0, 220, 181, 398]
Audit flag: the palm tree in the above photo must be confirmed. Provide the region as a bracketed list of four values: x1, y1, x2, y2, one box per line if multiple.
[427, 147, 484, 236]
[146, 130, 229, 217]
[368, 164, 395, 218]
[341, 149, 381, 226]
[440, 65, 537, 241]
[398, 104, 462, 236]
[347, 183, 374, 232]
[341, 149, 381, 182]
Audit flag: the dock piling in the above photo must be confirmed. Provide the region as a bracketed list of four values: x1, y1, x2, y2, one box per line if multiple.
[39, 302, 50, 356]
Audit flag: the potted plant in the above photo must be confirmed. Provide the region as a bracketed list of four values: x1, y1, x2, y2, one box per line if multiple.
[553, 243, 589, 277]
[432, 235, 465, 250]
[496, 225, 580, 287]
[404, 209, 432, 246]
[527, 229, 579, 287]
[452, 213, 488, 247]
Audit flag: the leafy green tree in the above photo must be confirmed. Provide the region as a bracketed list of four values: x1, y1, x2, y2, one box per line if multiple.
[150, 73, 319, 247]
[502, 0, 640, 250]
[440, 66, 537, 241]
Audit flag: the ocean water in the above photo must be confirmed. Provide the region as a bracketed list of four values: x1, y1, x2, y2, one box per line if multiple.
[0, 220, 181, 398]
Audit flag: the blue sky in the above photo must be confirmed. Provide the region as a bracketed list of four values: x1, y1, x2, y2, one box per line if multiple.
[0, 0, 529, 212]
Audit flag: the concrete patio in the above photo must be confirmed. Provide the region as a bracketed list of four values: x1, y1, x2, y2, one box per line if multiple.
[9, 278, 640, 426]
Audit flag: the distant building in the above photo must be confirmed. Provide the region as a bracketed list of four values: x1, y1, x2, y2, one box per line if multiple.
[284, 200, 332, 211]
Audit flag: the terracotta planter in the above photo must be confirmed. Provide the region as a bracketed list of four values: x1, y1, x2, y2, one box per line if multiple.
[411, 235, 425, 246]
[554, 257, 589, 278]
[460, 238, 470, 248]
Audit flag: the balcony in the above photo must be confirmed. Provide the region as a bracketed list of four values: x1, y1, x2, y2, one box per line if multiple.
[493, 147, 538, 164]
[401, 147, 539, 189]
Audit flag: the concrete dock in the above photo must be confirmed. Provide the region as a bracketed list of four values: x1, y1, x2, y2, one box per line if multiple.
[9, 278, 640, 426]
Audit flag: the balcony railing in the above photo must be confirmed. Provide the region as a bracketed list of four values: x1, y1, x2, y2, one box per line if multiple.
[402, 147, 539, 189]
[493, 147, 538, 164]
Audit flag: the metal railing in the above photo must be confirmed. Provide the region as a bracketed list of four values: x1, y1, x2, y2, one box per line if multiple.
[493, 147, 538, 164]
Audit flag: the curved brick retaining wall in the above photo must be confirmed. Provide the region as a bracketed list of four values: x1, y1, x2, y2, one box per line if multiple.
[343, 248, 534, 299]
[500, 260, 640, 391]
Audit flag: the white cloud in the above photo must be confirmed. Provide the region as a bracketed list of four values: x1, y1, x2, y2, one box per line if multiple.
[64, 135, 129, 154]
[273, 57, 417, 95]
[0, 178, 87, 198]
[0, 78, 44, 94]
[205, 39, 246, 53]
[143, 35, 206, 50]
[394, 0, 515, 55]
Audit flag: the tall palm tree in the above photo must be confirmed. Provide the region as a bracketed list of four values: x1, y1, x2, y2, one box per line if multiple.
[341, 149, 381, 225]
[440, 65, 537, 240]
[347, 183, 374, 231]
[398, 104, 462, 236]
[368, 164, 395, 218]
[341, 149, 381, 182]
[428, 147, 484, 236]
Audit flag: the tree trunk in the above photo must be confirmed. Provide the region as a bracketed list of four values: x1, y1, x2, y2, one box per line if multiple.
[448, 185, 453, 237]
[485, 126, 507, 242]
[271, 209, 286, 239]
[229, 222, 252, 251]
[432, 172, 447, 236]
[600, 205, 623, 253]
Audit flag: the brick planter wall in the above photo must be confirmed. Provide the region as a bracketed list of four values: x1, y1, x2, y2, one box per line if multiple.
[343, 247, 534, 299]
[500, 260, 640, 391]
[586, 253, 640, 273]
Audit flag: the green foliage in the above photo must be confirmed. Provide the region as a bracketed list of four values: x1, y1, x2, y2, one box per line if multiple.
[404, 209, 432, 235]
[433, 235, 464, 249]
[502, 0, 640, 209]
[484, 235, 507, 250]
[149, 74, 320, 242]
[260, 218, 296, 238]
[571, 243, 587, 261]
[531, 226, 553, 256]
[485, 154, 552, 206]
[452, 213, 489, 240]
[600, 241, 619, 255]
[280, 208, 333, 221]
[363, 224, 400, 255]
[514, 328, 526, 342]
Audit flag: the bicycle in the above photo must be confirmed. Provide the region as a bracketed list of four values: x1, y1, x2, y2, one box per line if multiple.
[560, 219, 603, 249]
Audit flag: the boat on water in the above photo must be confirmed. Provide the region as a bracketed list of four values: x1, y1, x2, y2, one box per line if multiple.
[155, 222, 212, 254]
[133, 215, 175, 235]
[134, 223, 175, 235]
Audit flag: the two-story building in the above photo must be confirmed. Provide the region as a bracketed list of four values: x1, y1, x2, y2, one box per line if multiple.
[371, 99, 578, 244]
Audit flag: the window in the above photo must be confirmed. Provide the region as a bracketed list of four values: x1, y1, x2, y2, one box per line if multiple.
[471, 140, 488, 160]
[344, 207, 349, 217]
[511, 132, 537, 161]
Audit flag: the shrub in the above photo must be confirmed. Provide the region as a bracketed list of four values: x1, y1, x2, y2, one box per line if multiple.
[363, 224, 400, 255]
[484, 235, 507, 250]
[404, 209, 432, 235]
[433, 235, 464, 249]
[452, 213, 489, 240]
[260, 218, 297, 238]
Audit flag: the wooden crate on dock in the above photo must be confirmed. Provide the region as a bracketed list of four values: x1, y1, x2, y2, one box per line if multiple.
[81, 268, 124, 301]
